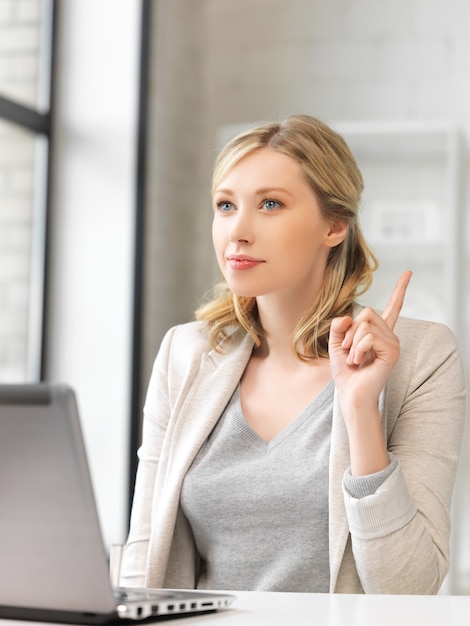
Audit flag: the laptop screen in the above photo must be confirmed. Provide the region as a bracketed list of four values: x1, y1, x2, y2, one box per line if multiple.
[0, 384, 116, 615]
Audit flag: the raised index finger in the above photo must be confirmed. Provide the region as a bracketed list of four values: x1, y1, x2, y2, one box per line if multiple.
[381, 270, 413, 330]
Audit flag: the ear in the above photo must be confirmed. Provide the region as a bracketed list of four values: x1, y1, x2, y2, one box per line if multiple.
[325, 220, 348, 248]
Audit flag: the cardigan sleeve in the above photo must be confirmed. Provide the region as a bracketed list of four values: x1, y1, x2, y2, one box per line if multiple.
[342, 321, 466, 594]
[119, 326, 175, 587]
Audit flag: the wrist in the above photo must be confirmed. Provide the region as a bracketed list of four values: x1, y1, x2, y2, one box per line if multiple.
[341, 405, 389, 477]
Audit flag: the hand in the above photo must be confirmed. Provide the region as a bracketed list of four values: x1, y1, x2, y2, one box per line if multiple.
[329, 271, 412, 412]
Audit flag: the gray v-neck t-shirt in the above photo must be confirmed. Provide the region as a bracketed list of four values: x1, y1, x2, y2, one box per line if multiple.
[180, 381, 334, 592]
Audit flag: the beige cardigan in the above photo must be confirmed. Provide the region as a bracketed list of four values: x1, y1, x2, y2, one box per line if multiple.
[120, 314, 466, 594]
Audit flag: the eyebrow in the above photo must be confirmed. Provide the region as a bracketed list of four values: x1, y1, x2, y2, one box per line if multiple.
[214, 186, 294, 197]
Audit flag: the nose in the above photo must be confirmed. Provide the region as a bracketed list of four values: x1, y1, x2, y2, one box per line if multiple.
[229, 207, 253, 244]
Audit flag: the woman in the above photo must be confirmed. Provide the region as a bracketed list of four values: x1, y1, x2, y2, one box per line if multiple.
[121, 115, 466, 594]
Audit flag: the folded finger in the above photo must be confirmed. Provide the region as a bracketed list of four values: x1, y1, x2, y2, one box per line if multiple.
[341, 308, 380, 349]
[347, 332, 375, 365]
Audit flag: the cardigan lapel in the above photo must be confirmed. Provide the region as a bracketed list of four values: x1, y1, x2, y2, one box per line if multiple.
[147, 334, 255, 586]
[328, 388, 351, 591]
[167, 332, 255, 480]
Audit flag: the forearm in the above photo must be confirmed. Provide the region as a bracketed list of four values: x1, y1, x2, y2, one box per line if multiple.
[341, 401, 390, 476]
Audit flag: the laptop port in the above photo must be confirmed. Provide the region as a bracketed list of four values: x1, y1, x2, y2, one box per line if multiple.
[166, 604, 174, 611]
[179, 603, 186, 610]
[190, 602, 197, 609]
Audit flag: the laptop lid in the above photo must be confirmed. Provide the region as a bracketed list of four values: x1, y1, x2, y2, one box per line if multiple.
[0, 383, 121, 622]
[0, 383, 235, 624]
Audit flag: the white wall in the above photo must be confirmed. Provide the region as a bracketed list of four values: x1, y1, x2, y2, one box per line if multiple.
[46, 0, 141, 548]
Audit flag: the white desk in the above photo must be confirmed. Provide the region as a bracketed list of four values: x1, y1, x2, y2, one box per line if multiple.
[156, 591, 469, 625]
[0, 592, 469, 625]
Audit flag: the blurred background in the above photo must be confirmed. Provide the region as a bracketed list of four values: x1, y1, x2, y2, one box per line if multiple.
[0, 0, 469, 593]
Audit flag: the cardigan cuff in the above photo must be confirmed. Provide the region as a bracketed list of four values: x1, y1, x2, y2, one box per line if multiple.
[343, 454, 398, 500]
[342, 453, 417, 540]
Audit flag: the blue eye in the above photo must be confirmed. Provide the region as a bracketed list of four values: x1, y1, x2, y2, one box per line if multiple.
[263, 199, 281, 210]
[217, 201, 233, 212]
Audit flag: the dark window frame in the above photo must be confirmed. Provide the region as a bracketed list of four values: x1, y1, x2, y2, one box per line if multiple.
[0, 95, 51, 135]
[128, 0, 152, 519]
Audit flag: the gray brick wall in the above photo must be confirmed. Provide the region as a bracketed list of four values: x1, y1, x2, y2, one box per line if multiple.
[0, 0, 42, 381]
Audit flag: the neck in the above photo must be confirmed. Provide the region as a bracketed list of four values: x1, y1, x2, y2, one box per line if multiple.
[255, 295, 310, 362]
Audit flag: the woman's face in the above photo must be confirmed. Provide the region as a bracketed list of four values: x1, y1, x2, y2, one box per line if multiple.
[212, 148, 346, 304]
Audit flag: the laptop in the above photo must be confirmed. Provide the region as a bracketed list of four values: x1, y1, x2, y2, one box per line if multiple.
[0, 383, 235, 623]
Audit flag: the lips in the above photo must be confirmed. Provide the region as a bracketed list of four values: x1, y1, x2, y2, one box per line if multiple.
[227, 255, 264, 270]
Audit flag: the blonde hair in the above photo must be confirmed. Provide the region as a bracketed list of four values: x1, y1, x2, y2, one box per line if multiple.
[196, 114, 378, 360]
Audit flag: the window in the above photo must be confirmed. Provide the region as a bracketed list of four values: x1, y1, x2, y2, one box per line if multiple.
[0, 0, 54, 381]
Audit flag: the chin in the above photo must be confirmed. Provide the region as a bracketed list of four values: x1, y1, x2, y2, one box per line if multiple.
[227, 285, 261, 298]
[224, 278, 270, 299]
[231, 291, 259, 298]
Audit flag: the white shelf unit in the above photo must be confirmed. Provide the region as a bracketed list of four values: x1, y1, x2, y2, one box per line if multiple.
[333, 120, 463, 343]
